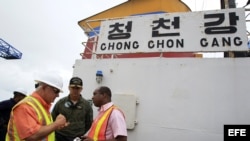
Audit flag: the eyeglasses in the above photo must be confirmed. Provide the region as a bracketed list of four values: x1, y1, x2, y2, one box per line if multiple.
[51, 87, 60, 94]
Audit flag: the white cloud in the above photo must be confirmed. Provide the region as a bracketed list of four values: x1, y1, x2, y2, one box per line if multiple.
[0, 0, 247, 101]
[0, 0, 127, 101]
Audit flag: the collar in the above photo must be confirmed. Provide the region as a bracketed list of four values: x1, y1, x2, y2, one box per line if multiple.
[67, 94, 83, 103]
[98, 102, 113, 112]
[10, 98, 17, 104]
[31, 92, 51, 112]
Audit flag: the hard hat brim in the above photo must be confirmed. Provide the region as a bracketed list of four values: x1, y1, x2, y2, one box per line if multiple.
[35, 80, 63, 93]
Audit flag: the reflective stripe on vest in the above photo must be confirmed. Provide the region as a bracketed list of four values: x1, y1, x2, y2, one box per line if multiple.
[6, 96, 55, 141]
[87, 105, 117, 140]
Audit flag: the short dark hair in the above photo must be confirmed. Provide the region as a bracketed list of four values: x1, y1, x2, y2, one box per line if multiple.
[99, 86, 112, 97]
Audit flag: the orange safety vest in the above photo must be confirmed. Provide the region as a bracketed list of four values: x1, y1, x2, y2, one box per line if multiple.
[88, 105, 123, 140]
[6, 96, 55, 141]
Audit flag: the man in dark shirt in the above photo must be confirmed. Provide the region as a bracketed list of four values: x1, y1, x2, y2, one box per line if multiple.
[0, 88, 27, 140]
[52, 77, 93, 141]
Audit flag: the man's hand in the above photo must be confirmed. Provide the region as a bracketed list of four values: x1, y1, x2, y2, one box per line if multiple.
[54, 114, 69, 129]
